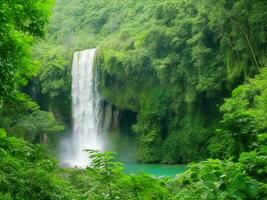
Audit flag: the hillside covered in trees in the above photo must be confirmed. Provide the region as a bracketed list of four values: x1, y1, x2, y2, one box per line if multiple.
[0, 0, 266, 199]
[34, 0, 267, 163]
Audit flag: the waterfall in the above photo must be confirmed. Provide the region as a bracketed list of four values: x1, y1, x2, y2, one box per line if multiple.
[60, 48, 103, 167]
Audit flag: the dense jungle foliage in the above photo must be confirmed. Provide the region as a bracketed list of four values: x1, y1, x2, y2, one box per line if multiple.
[32, 0, 267, 163]
[0, 0, 63, 144]
[0, 0, 266, 199]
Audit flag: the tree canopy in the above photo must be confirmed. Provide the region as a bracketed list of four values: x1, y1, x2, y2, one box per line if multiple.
[0, 0, 53, 101]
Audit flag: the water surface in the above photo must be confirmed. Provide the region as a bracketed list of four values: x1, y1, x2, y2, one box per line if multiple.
[124, 163, 187, 176]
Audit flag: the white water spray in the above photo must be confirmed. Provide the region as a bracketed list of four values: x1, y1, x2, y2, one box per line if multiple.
[60, 48, 103, 167]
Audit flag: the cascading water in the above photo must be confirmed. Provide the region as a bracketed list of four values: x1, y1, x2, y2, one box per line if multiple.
[60, 48, 103, 167]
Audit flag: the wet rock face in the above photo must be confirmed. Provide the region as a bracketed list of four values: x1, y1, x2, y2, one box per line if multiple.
[119, 109, 137, 136]
[101, 102, 137, 136]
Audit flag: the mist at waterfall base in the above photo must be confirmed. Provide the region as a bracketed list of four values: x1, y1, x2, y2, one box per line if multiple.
[59, 48, 103, 168]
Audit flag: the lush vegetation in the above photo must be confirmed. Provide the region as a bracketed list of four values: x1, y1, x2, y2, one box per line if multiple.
[0, 0, 266, 199]
[0, 134, 83, 200]
[1, 126, 266, 199]
[0, 0, 53, 100]
[0, 0, 64, 145]
[31, 0, 267, 163]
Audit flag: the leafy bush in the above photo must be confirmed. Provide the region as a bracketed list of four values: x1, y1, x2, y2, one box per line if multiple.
[0, 136, 83, 200]
[170, 159, 263, 200]
[210, 68, 267, 159]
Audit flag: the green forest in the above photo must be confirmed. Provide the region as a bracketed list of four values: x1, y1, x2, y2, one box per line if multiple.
[0, 0, 266, 199]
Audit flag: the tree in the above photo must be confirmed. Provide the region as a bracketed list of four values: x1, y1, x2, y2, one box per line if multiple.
[85, 150, 123, 199]
[0, 0, 53, 102]
[209, 67, 267, 159]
